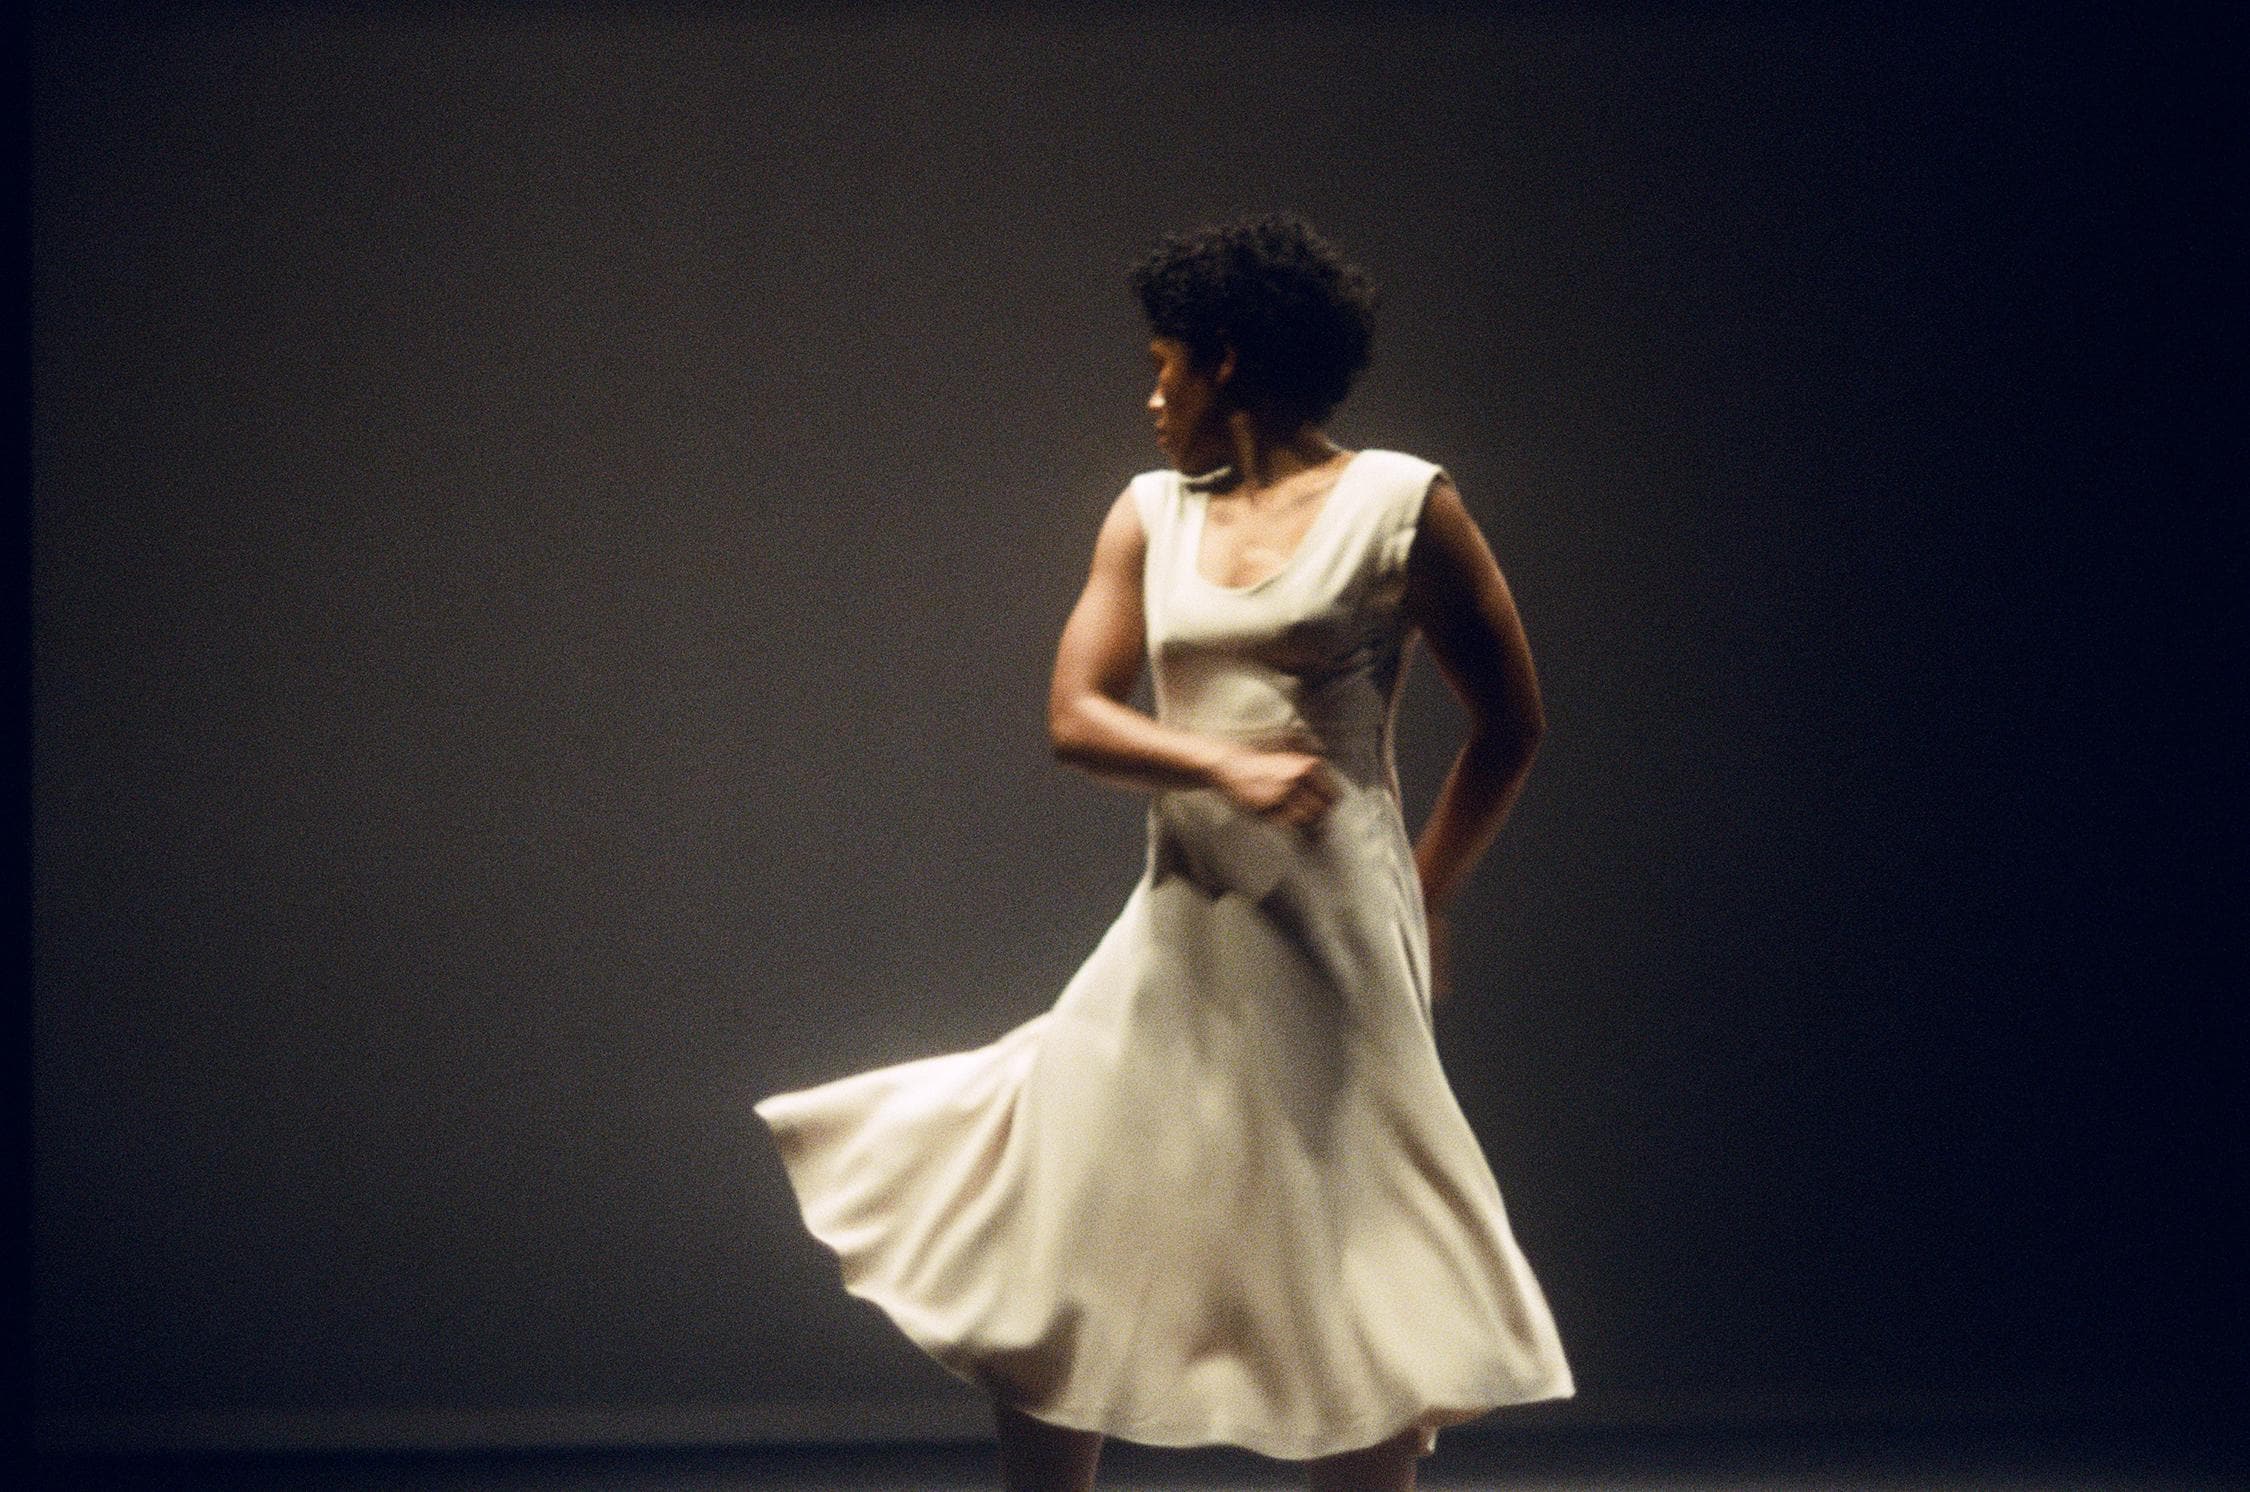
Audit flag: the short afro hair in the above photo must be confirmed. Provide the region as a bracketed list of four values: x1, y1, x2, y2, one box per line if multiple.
[1129, 212, 1379, 431]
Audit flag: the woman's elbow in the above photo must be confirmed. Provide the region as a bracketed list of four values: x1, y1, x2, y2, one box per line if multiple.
[1517, 708, 1548, 756]
[1047, 694, 1094, 766]
[1470, 709, 1545, 769]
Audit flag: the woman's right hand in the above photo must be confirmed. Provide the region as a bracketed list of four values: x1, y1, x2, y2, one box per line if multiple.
[1209, 745, 1340, 827]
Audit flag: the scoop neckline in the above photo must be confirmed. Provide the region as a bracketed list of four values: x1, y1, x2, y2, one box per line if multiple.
[1187, 449, 1368, 595]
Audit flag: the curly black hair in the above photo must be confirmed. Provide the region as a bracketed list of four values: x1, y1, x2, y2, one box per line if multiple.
[1128, 212, 1380, 432]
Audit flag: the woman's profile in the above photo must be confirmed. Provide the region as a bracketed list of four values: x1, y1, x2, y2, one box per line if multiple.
[755, 213, 1572, 1492]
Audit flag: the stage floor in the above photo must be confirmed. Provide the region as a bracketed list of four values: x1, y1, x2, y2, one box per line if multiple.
[36, 1422, 2240, 1491]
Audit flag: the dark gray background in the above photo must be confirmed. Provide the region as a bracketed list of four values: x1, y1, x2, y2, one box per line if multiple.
[33, 0, 2240, 1451]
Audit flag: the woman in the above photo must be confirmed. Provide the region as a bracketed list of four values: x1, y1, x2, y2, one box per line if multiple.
[755, 214, 1572, 1492]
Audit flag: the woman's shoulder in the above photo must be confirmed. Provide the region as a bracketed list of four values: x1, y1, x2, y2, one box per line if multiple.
[1123, 466, 1185, 536]
[1345, 449, 1451, 532]
[1344, 450, 1451, 579]
[1352, 448, 1447, 490]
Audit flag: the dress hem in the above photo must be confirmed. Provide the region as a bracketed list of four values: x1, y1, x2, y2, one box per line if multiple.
[756, 1101, 1575, 1464]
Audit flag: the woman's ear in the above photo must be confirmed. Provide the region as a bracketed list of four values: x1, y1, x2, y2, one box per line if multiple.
[1213, 344, 1238, 387]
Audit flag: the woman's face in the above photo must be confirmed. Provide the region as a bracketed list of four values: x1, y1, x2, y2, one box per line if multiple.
[1147, 336, 1231, 474]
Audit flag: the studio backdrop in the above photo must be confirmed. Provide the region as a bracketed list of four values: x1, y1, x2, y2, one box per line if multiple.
[33, 0, 2236, 1454]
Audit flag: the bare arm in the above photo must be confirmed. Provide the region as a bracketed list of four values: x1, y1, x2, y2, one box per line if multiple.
[1048, 487, 1338, 825]
[1402, 474, 1548, 914]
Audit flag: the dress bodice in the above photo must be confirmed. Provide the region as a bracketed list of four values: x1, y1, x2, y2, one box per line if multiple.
[1131, 449, 1439, 791]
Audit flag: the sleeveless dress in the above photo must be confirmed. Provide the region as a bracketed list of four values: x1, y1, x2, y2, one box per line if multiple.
[753, 450, 1574, 1459]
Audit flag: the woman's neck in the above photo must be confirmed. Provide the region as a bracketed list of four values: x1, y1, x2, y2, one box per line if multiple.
[1218, 410, 1345, 495]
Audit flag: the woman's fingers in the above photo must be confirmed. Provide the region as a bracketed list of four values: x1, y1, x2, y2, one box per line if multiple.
[1270, 761, 1340, 826]
[1214, 743, 1340, 825]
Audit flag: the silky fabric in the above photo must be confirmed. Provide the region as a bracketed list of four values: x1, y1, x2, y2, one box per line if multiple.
[754, 450, 1574, 1459]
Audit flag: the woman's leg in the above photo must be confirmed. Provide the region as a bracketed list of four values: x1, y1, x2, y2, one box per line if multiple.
[1303, 1423, 1422, 1492]
[993, 1398, 1104, 1492]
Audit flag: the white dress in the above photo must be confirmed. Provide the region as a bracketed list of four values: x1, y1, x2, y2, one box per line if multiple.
[754, 450, 1574, 1459]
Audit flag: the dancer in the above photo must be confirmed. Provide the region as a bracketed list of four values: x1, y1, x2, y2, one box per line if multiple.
[756, 213, 1572, 1492]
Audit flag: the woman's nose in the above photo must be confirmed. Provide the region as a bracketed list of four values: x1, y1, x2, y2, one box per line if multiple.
[1147, 385, 1164, 412]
